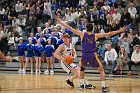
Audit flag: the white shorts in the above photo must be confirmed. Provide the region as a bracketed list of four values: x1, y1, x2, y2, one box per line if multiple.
[61, 61, 78, 74]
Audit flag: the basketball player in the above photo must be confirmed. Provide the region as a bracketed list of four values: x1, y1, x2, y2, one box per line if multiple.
[56, 15, 126, 92]
[0, 37, 11, 62]
[54, 33, 94, 88]
[0, 23, 11, 62]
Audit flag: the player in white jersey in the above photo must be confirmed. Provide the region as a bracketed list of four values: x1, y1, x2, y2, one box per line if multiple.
[54, 33, 93, 88]
[54, 33, 80, 87]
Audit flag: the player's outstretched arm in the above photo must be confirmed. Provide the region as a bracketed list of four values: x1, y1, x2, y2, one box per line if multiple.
[56, 16, 84, 37]
[95, 26, 126, 40]
[0, 51, 11, 62]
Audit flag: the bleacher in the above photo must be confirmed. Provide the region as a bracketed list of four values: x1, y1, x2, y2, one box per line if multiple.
[0, 41, 140, 75]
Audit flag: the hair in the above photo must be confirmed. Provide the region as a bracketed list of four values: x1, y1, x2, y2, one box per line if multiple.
[136, 45, 140, 48]
[86, 23, 93, 32]
[119, 47, 126, 57]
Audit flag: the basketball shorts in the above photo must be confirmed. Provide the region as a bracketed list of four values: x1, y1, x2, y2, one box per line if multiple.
[61, 61, 78, 74]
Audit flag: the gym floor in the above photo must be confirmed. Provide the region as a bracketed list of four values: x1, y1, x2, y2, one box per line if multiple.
[0, 71, 140, 93]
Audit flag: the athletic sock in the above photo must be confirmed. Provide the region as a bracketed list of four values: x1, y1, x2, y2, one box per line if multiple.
[80, 79, 85, 85]
[102, 81, 106, 87]
[84, 79, 89, 85]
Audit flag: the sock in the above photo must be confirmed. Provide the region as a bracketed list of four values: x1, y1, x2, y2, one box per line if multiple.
[102, 81, 106, 87]
[80, 79, 85, 85]
[84, 79, 89, 85]
[69, 78, 73, 82]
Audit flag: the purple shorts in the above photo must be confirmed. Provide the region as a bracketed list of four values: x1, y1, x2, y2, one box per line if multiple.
[81, 53, 100, 68]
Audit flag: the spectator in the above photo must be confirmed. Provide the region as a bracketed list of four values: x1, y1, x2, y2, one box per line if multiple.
[0, 26, 4, 38]
[20, 5, 28, 16]
[102, 2, 110, 12]
[25, 15, 35, 34]
[15, 0, 23, 14]
[44, 0, 53, 19]
[128, 3, 137, 23]
[2, 12, 8, 26]
[15, 23, 23, 36]
[130, 33, 140, 50]
[0, 6, 5, 16]
[8, 32, 16, 47]
[66, 11, 75, 27]
[6, 16, 12, 26]
[121, 9, 131, 26]
[103, 44, 118, 73]
[19, 15, 26, 29]
[117, 4, 124, 15]
[10, 7, 18, 18]
[118, 33, 132, 54]
[29, 5, 36, 17]
[127, 45, 140, 76]
[12, 16, 20, 27]
[112, 9, 121, 22]
[113, 47, 130, 74]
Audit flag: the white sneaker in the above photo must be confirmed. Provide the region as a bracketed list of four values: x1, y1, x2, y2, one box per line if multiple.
[38, 70, 41, 74]
[22, 69, 26, 74]
[18, 69, 22, 73]
[35, 69, 38, 74]
[31, 69, 33, 74]
[50, 70, 54, 75]
[44, 70, 49, 75]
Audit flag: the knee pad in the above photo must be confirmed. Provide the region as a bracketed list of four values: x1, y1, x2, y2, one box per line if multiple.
[80, 66, 85, 71]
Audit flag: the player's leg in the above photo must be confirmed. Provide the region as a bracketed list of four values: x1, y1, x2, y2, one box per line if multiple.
[50, 56, 54, 75]
[66, 67, 80, 87]
[95, 55, 110, 92]
[61, 61, 74, 87]
[79, 65, 95, 89]
[70, 67, 80, 81]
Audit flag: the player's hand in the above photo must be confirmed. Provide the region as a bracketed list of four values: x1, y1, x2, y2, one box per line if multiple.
[56, 9, 61, 18]
[56, 9, 61, 23]
[5, 56, 12, 62]
[119, 26, 127, 33]
[106, 61, 109, 65]
[61, 57, 65, 62]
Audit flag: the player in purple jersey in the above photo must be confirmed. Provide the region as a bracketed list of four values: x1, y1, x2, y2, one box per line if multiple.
[57, 13, 126, 92]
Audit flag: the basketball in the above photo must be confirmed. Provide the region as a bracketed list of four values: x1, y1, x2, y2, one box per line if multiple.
[64, 55, 74, 65]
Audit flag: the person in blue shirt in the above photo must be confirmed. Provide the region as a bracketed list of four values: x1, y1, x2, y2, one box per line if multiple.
[57, 33, 64, 47]
[33, 38, 44, 74]
[44, 39, 55, 75]
[49, 33, 58, 49]
[17, 37, 25, 74]
[40, 32, 47, 47]
[24, 38, 34, 74]
[35, 27, 42, 40]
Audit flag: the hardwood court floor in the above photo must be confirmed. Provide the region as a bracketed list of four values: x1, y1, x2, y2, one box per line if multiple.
[0, 71, 140, 93]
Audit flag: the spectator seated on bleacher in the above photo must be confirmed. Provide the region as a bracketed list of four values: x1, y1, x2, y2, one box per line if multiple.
[127, 45, 140, 76]
[112, 47, 130, 75]
[102, 44, 118, 74]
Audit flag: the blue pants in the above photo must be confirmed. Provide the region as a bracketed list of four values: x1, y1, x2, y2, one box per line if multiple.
[102, 61, 116, 72]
